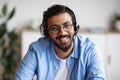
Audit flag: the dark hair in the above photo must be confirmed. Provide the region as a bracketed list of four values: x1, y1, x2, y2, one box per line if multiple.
[40, 4, 79, 37]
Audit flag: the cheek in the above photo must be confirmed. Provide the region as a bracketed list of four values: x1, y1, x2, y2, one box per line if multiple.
[70, 28, 75, 35]
[49, 32, 56, 40]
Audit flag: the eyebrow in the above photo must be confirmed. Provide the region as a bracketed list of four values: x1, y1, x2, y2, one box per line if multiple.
[63, 21, 70, 24]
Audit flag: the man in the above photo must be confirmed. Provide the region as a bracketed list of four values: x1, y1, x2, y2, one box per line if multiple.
[14, 4, 106, 80]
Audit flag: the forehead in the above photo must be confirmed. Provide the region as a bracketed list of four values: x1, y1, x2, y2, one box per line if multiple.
[47, 12, 72, 26]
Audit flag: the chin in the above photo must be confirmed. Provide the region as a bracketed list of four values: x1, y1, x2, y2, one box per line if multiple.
[55, 40, 73, 52]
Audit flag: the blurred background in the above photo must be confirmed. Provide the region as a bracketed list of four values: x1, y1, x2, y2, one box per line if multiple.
[0, 0, 120, 80]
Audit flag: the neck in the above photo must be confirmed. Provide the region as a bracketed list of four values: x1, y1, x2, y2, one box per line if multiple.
[54, 42, 74, 59]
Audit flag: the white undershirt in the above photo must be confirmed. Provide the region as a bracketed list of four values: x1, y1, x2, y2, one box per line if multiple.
[55, 59, 70, 80]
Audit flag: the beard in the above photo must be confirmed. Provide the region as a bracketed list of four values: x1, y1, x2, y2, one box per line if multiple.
[53, 35, 74, 52]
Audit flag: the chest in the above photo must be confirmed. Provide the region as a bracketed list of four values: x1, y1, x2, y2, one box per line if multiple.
[36, 57, 86, 80]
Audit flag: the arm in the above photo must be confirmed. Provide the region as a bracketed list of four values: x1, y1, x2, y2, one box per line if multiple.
[14, 44, 37, 80]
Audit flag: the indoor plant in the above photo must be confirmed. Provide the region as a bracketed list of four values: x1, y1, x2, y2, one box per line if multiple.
[115, 13, 120, 31]
[0, 3, 19, 80]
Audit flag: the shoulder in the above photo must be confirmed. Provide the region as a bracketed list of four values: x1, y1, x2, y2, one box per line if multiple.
[29, 37, 51, 51]
[75, 34, 103, 65]
[32, 37, 50, 45]
[74, 34, 99, 59]
[76, 34, 102, 61]
[76, 35, 105, 79]
[75, 34, 95, 47]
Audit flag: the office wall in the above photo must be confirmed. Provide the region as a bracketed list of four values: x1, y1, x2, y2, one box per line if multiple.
[0, 0, 120, 31]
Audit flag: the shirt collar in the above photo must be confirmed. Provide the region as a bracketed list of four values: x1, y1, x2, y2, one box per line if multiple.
[69, 34, 81, 59]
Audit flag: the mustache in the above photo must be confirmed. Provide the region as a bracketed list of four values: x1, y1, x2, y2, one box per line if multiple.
[56, 35, 70, 39]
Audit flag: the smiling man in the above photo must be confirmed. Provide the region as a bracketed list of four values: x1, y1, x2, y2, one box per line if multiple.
[14, 4, 106, 80]
[48, 12, 75, 58]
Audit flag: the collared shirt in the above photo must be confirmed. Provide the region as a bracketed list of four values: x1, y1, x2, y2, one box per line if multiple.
[14, 34, 106, 80]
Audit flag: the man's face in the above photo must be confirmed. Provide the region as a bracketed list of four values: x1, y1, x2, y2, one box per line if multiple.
[48, 12, 75, 52]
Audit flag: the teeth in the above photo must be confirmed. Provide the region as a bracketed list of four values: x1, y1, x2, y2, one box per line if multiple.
[59, 37, 67, 40]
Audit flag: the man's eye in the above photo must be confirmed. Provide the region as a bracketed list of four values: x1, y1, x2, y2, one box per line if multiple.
[64, 23, 71, 28]
[64, 24, 69, 26]
[51, 26, 58, 30]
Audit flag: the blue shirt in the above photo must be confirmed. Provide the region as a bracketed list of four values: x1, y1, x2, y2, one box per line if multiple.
[14, 34, 106, 80]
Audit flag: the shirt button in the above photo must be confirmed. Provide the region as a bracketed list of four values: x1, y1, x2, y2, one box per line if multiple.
[55, 66, 58, 70]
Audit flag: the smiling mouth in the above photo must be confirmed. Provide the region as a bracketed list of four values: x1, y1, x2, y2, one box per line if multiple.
[56, 35, 70, 42]
[59, 36, 68, 40]
[56, 35, 70, 39]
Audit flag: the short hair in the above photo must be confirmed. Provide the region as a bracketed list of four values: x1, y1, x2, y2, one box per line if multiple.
[40, 4, 79, 37]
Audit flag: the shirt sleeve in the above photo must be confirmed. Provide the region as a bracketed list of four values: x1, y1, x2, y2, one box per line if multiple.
[85, 44, 106, 80]
[14, 44, 37, 80]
